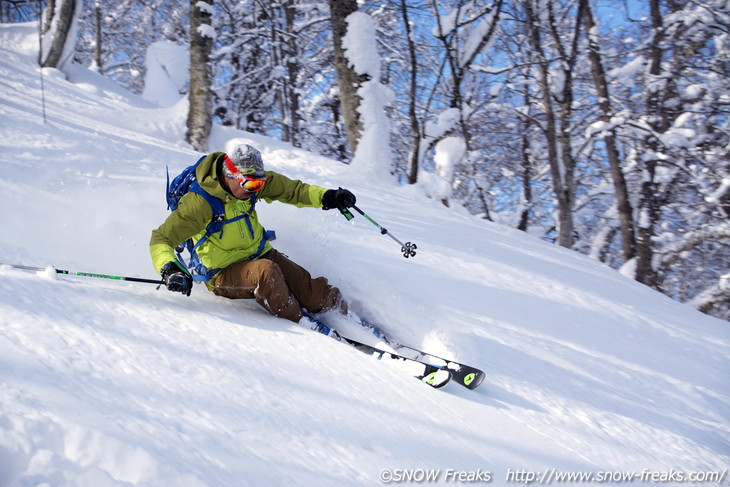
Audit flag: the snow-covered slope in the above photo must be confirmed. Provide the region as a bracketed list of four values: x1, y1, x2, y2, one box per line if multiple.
[1, 23, 728, 487]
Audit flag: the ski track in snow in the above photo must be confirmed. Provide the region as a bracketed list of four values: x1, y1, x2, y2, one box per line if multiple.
[1, 22, 728, 487]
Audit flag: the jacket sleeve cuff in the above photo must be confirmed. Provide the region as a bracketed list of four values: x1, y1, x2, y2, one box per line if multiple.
[309, 185, 328, 207]
[150, 243, 178, 274]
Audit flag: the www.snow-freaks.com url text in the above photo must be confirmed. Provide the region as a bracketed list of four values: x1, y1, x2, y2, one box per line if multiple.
[505, 468, 728, 484]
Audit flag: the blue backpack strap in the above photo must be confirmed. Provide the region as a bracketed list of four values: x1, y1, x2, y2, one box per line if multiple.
[189, 181, 224, 220]
[178, 189, 277, 281]
[175, 182, 224, 281]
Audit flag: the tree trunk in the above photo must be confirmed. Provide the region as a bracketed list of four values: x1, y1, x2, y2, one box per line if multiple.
[518, 90, 534, 232]
[547, 0, 584, 248]
[270, 3, 290, 144]
[41, 0, 76, 68]
[581, 0, 636, 261]
[93, 0, 102, 69]
[525, 0, 574, 248]
[635, 0, 666, 287]
[42, 0, 56, 35]
[284, 0, 301, 147]
[329, 0, 364, 154]
[187, 0, 214, 151]
[401, 0, 421, 185]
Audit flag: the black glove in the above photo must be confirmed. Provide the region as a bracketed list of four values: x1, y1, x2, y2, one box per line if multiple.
[322, 187, 356, 211]
[161, 261, 192, 296]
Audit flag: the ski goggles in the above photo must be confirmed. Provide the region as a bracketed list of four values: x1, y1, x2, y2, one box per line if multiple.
[224, 155, 267, 192]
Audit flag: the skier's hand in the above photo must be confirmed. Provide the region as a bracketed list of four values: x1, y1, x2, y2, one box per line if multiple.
[161, 262, 192, 296]
[322, 187, 356, 210]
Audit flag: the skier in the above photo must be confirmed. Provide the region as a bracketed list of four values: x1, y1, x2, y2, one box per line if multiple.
[150, 144, 356, 323]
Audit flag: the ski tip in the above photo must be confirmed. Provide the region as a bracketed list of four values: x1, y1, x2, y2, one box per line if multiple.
[460, 370, 485, 390]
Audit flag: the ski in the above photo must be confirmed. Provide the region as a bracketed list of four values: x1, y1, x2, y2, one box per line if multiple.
[304, 315, 452, 389]
[358, 319, 485, 390]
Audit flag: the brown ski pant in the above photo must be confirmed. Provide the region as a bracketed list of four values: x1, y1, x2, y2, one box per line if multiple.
[212, 248, 344, 322]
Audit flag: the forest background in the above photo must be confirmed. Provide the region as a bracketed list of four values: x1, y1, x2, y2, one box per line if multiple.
[1, 0, 728, 320]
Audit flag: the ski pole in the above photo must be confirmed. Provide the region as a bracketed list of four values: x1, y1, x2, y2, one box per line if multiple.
[339, 205, 417, 258]
[0, 263, 165, 285]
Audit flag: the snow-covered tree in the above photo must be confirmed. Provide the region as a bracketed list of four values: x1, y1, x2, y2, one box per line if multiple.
[621, 0, 730, 315]
[329, 0, 364, 153]
[342, 11, 395, 178]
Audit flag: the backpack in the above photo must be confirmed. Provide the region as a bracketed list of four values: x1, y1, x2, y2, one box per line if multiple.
[166, 155, 275, 281]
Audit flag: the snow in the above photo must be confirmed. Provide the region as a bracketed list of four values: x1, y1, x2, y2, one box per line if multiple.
[706, 178, 730, 205]
[1, 22, 729, 487]
[342, 12, 380, 79]
[196, 24, 216, 41]
[195, 1, 214, 16]
[609, 56, 645, 86]
[433, 7, 457, 38]
[142, 41, 189, 107]
[420, 136, 466, 202]
[549, 65, 566, 99]
[424, 107, 461, 139]
[461, 13, 496, 68]
[348, 79, 395, 178]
